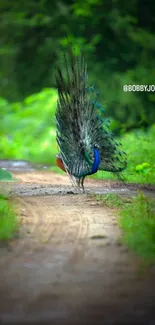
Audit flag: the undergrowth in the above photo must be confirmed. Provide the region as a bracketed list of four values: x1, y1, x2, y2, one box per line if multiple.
[0, 195, 18, 241]
[95, 192, 155, 263]
[0, 169, 19, 241]
[91, 125, 155, 184]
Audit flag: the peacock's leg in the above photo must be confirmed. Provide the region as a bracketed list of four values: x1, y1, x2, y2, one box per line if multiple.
[74, 178, 82, 192]
[81, 176, 85, 193]
[75, 177, 85, 193]
[76, 178, 80, 187]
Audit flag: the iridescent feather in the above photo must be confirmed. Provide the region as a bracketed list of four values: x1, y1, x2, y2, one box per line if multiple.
[55, 47, 127, 192]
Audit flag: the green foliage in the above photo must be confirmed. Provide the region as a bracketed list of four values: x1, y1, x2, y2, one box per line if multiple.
[0, 195, 19, 241]
[119, 192, 155, 262]
[0, 0, 154, 131]
[95, 193, 124, 208]
[0, 169, 13, 181]
[0, 165, 18, 241]
[0, 88, 58, 164]
[91, 124, 155, 184]
[121, 125, 155, 184]
[95, 192, 155, 262]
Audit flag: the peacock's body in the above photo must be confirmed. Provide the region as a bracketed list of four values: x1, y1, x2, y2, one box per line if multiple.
[55, 47, 127, 192]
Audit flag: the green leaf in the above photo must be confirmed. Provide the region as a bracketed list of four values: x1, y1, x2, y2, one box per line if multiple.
[0, 169, 13, 181]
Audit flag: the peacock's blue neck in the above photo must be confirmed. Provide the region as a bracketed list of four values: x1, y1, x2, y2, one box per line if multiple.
[74, 146, 100, 178]
[91, 147, 100, 174]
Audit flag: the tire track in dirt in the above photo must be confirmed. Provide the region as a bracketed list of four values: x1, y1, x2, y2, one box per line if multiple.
[0, 171, 155, 324]
[0, 195, 105, 318]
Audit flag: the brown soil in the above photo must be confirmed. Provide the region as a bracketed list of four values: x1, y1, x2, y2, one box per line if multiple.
[0, 170, 155, 325]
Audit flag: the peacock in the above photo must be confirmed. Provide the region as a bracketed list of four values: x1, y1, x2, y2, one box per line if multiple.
[55, 47, 127, 192]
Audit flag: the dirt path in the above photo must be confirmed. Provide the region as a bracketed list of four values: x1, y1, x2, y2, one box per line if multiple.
[0, 170, 155, 325]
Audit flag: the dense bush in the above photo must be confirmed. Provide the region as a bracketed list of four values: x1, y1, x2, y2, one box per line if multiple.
[0, 88, 57, 164]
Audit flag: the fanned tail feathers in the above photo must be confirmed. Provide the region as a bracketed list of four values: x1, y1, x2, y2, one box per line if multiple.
[55, 47, 127, 181]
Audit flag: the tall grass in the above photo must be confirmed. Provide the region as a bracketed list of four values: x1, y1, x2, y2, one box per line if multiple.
[95, 192, 155, 263]
[0, 195, 18, 241]
[0, 169, 19, 241]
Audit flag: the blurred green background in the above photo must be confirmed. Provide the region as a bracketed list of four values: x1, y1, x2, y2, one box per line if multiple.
[0, 0, 155, 183]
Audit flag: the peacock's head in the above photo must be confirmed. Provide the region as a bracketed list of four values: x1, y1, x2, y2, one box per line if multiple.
[94, 143, 99, 149]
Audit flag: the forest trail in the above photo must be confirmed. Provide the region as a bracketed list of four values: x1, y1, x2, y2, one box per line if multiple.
[0, 168, 155, 325]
